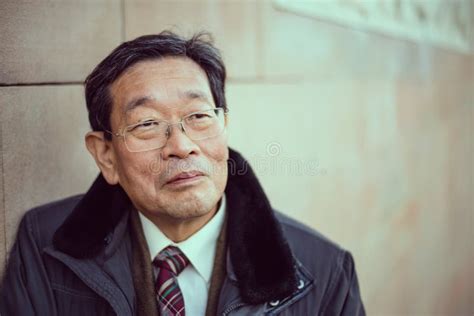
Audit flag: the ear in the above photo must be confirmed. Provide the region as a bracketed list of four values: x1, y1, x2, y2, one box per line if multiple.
[85, 131, 119, 185]
[224, 112, 229, 127]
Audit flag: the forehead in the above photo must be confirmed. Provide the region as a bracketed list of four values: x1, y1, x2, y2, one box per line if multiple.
[109, 57, 212, 116]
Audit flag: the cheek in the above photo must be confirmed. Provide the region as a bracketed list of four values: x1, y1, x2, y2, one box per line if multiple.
[202, 137, 229, 164]
[201, 138, 228, 186]
[115, 151, 156, 186]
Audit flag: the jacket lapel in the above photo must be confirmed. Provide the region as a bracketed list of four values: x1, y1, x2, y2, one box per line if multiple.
[53, 174, 131, 258]
[225, 149, 298, 303]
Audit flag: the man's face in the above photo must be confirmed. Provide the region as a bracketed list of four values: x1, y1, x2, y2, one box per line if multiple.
[107, 57, 228, 222]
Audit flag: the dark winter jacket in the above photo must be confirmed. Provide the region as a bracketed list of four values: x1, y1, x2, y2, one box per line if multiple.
[0, 149, 365, 315]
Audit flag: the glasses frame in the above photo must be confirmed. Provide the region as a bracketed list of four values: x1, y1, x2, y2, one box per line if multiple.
[104, 107, 228, 153]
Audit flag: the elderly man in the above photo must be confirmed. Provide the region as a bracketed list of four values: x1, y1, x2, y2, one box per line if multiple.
[0, 31, 365, 315]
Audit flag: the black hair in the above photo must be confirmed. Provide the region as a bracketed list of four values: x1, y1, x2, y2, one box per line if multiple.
[84, 31, 227, 139]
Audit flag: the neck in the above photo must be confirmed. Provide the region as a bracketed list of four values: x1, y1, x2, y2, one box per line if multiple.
[142, 206, 218, 242]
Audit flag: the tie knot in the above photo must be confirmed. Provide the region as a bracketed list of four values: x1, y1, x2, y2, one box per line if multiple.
[153, 246, 189, 275]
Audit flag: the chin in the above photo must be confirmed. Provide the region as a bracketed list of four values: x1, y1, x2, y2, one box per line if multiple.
[153, 188, 221, 220]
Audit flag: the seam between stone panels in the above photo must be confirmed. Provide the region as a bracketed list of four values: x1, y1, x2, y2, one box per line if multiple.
[227, 77, 306, 84]
[0, 102, 5, 267]
[255, 0, 264, 81]
[0, 82, 83, 87]
[120, 0, 126, 42]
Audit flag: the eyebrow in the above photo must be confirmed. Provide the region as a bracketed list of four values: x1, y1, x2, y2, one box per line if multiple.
[178, 89, 210, 103]
[124, 95, 155, 113]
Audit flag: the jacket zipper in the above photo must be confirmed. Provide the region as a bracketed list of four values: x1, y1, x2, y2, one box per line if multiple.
[222, 302, 246, 316]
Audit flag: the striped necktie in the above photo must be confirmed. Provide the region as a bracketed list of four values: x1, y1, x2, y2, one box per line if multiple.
[153, 246, 190, 316]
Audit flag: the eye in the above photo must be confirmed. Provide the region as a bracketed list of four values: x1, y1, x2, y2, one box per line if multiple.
[129, 120, 160, 132]
[188, 112, 213, 121]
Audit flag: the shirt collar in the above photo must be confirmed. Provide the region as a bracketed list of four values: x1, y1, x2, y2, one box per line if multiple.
[138, 194, 226, 284]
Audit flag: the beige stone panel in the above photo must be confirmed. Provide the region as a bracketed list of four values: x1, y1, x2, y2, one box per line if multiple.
[0, 86, 99, 254]
[0, 0, 122, 84]
[261, 0, 378, 79]
[124, 0, 258, 79]
[272, 0, 473, 54]
[260, 0, 465, 82]
[392, 72, 473, 315]
[226, 77, 472, 314]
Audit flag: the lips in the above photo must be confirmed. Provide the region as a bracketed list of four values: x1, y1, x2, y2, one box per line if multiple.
[166, 171, 205, 185]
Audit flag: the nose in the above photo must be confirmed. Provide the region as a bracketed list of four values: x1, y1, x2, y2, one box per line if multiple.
[160, 122, 200, 160]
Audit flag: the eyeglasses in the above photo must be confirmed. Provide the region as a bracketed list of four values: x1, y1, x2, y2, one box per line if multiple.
[106, 108, 228, 152]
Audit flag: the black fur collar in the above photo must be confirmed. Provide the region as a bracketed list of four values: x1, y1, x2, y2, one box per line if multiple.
[53, 148, 297, 304]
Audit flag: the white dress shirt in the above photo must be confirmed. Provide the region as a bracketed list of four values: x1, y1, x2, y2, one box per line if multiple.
[138, 195, 226, 316]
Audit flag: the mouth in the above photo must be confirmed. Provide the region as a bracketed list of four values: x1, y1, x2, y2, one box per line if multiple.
[165, 171, 206, 187]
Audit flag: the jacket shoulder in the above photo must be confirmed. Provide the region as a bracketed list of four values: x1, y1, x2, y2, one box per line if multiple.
[274, 211, 366, 316]
[18, 195, 83, 249]
[275, 210, 344, 257]
[274, 210, 351, 282]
